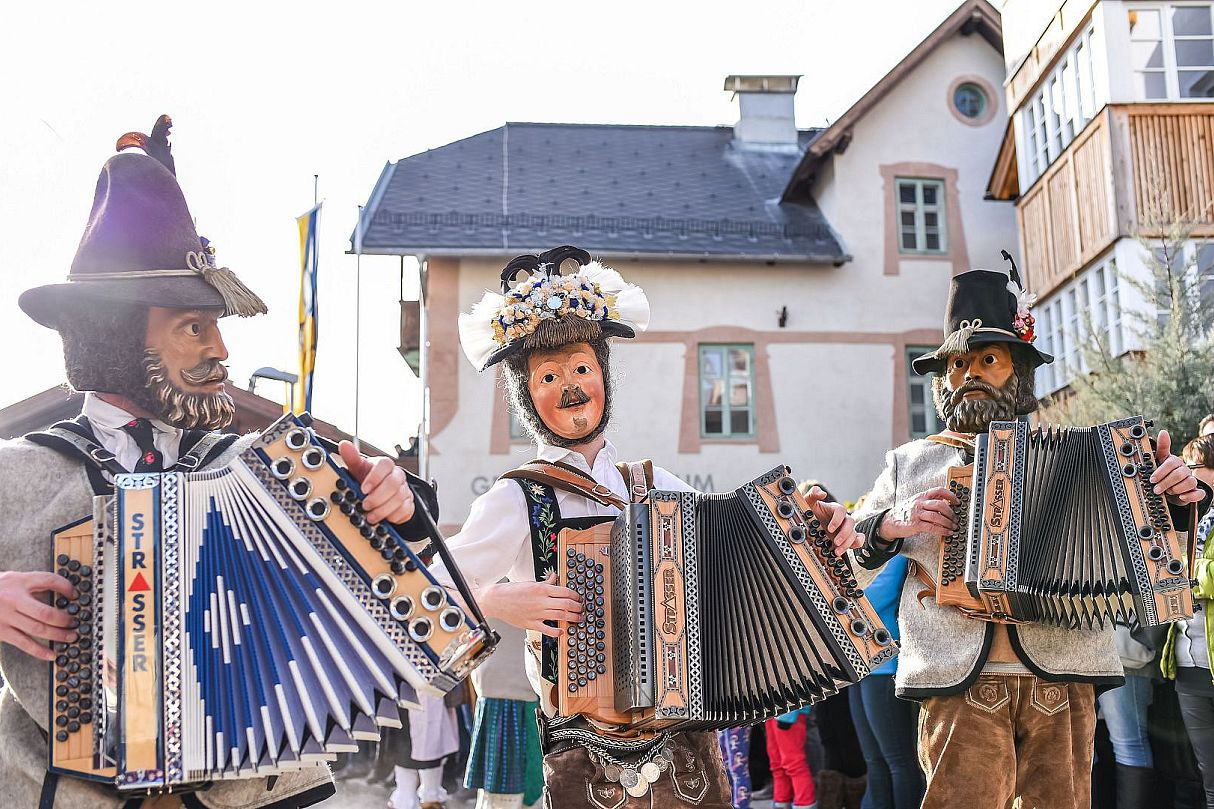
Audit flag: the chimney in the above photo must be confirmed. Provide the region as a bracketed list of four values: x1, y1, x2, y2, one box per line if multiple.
[724, 74, 801, 153]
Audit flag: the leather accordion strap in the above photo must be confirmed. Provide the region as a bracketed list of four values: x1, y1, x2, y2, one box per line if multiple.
[906, 559, 1029, 625]
[500, 461, 629, 509]
[616, 459, 654, 504]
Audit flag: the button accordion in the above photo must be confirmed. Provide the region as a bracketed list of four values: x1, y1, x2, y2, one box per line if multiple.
[934, 416, 1195, 627]
[555, 466, 896, 731]
[48, 414, 495, 792]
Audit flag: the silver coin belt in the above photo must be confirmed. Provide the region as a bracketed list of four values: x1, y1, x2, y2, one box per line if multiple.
[586, 733, 677, 797]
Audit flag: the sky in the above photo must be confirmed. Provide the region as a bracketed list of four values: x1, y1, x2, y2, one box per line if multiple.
[0, 0, 970, 453]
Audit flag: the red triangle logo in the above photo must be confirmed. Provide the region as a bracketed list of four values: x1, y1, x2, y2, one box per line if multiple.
[128, 571, 151, 592]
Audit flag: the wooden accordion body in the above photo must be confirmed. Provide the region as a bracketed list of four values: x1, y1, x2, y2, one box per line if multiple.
[936, 416, 1194, 627]
[48, 414, 496, 792]
[555, 466, 896, 731]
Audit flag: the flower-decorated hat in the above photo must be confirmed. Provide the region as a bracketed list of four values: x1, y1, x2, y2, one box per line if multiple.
[19, 114, 267, 330]
[458, 245, 650, 371]
[911, 255, 1052, 375]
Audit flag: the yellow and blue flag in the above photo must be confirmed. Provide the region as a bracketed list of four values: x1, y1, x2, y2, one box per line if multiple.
[295, 203, 321, 412]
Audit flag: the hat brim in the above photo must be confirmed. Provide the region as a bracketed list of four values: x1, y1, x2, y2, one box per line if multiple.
[911, 333, 1053, 376]
[479, 320, 637, 371]
[19, 275, 227, 330]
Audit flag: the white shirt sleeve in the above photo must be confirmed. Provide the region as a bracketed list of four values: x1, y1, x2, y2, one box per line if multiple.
[652, 466, 697, 494]
[429, 476, 533, 594]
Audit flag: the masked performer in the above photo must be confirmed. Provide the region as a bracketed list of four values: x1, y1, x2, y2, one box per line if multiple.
[851, 267, 1207, 809]
[0, 117, 433, 809]
[431, 246, 860, 809]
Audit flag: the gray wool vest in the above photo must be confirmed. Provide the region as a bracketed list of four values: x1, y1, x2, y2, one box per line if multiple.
[852, 439, 1125, 699]
[0, 435, 333, 809]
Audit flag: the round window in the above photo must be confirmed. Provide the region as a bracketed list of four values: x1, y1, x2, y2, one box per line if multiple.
[954, 83, 988, 120]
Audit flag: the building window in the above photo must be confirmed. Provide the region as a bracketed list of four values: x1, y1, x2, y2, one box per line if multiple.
[953, 83, 988, 119]
[700, 344, 754, 438]
[896, 179, 947, 254]
[906, 347, 943, 439]
[1035, 258, 1124, 396]
[1018, 25, 1098, 187]
[1130, 5, 1214, 99]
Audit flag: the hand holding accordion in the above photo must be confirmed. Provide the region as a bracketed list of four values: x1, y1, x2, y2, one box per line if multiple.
[932, 416, 1196, 628]
[555, 466, 896, 732]
[48, 414, 496, 792]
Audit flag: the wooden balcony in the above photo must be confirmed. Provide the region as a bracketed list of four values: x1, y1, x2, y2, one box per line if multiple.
[1010, 103, 1214, 299]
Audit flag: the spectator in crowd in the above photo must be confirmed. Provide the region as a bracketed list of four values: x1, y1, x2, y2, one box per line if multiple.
[463, 619, 544, 809]
[1163, 434, 1214, 809]
[1200, 415, 1214, 438]
[847, 548, 922, 809]
[1097, 624, 1161, 808]
[767, 705, 816, 809]
[718, 726, 754, 809]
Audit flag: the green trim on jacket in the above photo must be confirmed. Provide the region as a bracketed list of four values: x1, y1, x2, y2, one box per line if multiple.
[1162, 519, 1214, 685]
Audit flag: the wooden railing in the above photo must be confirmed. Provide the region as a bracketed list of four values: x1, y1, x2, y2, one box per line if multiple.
[1017, 103, 1214, 299]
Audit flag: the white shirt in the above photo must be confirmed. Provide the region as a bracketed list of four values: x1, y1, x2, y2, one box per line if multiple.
[429, 439, 693, 695]
[81, 393, 182, 471]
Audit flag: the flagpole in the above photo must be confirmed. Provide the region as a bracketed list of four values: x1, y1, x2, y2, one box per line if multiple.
[354, 205, 363, 452]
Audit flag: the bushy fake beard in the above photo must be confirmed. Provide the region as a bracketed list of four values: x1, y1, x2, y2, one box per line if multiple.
[932, 374, 1020, 434]
[138, 350, 236, 430]
[504, 342, 614, 448]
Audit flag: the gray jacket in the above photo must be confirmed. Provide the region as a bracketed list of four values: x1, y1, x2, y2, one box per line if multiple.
[0, 435, 333, 809]
[851, 439, 1124, 699]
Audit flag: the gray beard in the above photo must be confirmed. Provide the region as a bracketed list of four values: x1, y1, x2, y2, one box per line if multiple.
[934, 375, 1020, 434]
[140, 351, 236, 430]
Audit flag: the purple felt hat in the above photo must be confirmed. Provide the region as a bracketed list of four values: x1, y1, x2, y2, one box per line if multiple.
[19, 117, 266, 330]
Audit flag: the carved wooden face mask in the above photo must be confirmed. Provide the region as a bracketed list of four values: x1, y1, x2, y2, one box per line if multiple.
[527, 342, 606, 442]
[140, 306, 235, 429]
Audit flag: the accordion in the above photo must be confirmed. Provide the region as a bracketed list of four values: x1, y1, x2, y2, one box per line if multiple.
[555, 466, 895, 731]
[935, 416, 1194, 628]
[48, 414, 495, 791]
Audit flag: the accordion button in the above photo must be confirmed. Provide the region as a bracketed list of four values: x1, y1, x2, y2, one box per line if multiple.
[56, 700, 68, 712]
[567, 548, 576, 557]
[55, 715, 68, 727]
[578, 678, 587, 687]
[331, 491, 345, 505]
[55, 658, 68, 670]
[598, 665, 607, 674]
[360, 526, 375, 539]
[55, 597, 68, 609]
[67, 677, 80, 689]
[335, 477, 348, 491]
[67, 707, 80, 719]
[66, 647, 79, 659]
[67, 560, 81, 572]
[80, 712, 92, 725]
[67, 721, 80, 733]
[381, 549, 395, 561]
[78, 610, 91, 622]
[78, 595, 91, 606]
[67, 603, 80, 616]
[405, 559, 418, 572]
[79, 698, 92, 710]
[351, 515, 367, 530]
[67, 692, 79, 704]
[77, 581, 91, 593]
[568, 683, 578, 692]
[77, 624, 92, 637]
[370, 537, 385, 550]
[588, 671, 597, 681]
[55, 731, 68, 743]
[393, 548, 407, 561]
[56, 554, 70, 566]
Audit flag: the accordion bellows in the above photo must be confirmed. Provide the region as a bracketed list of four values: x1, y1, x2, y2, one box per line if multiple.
[48, 414, 495, 791]
[556, 467, 895, 731]
[941, 416, 1194, 627]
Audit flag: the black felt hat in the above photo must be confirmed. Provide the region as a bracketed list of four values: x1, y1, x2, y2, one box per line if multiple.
[19, 116, 266, 330]
[912, 267, 1052, 375]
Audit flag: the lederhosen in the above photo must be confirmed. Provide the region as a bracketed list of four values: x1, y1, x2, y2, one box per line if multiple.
[505, 460, 731, 809]
[22, 418, 335, 809]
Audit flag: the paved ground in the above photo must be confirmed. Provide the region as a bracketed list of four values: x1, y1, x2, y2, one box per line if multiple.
[324, 773, 777, 808]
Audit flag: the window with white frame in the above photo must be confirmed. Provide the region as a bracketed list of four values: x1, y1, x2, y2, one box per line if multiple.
[896, 178, 947, 254]
[1130, 5, 1214, 99]
[1153, 241, 1214, 327]
[1035, 258, 1124, 396]
[1018, 25, 1099, 187]
[700, 344, 755, 438]
[906, 347, 944, 439]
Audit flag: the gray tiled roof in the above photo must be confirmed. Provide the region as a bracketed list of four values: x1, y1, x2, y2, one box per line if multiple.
[358, 123, 848, 263]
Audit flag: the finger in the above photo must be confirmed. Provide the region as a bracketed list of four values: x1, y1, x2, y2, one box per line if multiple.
[356, 457, 395, 496]
[1154, 466, 1193, 496]
[4, 628, 56, 661]
[369, 499, 415, 526]
[832, 531, 864, 551]
[544, 572, 558, 586]
[921, 500, 958, 520]
[17, 599, 77, 629]
[1157, 429, 1172, 461]
[823, 505, 845, 534]
[544, 594, 584, 612]
[23, 573, 77, 600]
[542, 587, 584, 605]
[1179, 487, 1208, 504]
[12, 613, 77, 644]
[1150, 455, 1184, 484]
[544, 610, 584, 624]
[531, 621, 562, 638]
[802, 486, 826, 506]
[916, 514, 956, 536]
[924, 486, 960, 505]
[338, 441, 372, 480]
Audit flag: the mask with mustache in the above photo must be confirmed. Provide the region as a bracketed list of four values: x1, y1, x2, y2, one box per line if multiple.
[931, 349, 1040, 434]
[504, 338, 613, 448]
[134, 350, 236, 430]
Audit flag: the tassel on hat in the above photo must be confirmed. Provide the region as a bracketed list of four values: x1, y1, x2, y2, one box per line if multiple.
[189, 246, 268, 318]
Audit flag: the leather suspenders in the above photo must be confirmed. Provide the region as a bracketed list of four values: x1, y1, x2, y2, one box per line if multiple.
[499, 458, 655, 508]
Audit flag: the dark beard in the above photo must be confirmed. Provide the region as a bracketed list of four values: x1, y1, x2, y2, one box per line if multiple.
[137, 350, 236, 430]
[933, 375, 1020, 434]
